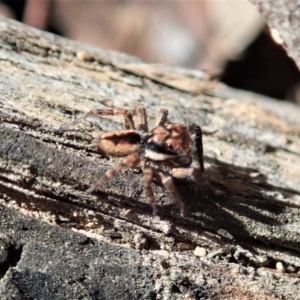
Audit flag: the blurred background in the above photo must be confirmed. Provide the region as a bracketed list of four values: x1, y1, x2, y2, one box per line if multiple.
[1, 0, 300, 102]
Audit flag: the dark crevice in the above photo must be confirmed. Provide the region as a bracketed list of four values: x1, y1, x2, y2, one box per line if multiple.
[0, 244, 23, 279]
[221, 29, 300, 101]
[171, 284, 182, 294]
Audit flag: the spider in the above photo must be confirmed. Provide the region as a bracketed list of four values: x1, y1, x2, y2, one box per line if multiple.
[64, 104, 204, 215]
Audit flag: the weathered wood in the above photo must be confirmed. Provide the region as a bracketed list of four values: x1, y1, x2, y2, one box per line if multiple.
[0, 16, 300, 299]
[250, 0, 300, 70]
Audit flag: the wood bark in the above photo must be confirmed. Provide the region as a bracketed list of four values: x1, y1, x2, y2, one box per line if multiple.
[0, 16, 300, 299]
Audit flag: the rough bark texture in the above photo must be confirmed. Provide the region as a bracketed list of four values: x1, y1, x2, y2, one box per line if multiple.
[249, 0, 300, 69]
[0, 17, 300, 300]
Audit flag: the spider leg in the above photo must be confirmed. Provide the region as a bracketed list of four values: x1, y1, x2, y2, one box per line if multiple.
[62, 107, 135, 130]
[132, 104, 148, 132]
[157, 171, 185, 215]
[143, 167, 158, 214]
[171, 166, 208, 187]
[86, 152, 140, 193]
[188, 123, 204, 172]
[153, 108, 168, 128]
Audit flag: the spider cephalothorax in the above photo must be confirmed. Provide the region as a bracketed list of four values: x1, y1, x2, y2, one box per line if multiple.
[66, 104, 204, 215]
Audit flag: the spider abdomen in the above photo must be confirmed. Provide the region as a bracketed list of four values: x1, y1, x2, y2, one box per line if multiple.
[97, 130, 141, 156]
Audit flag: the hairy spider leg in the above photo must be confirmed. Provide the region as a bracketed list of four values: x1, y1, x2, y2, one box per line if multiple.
[156, 171, 185, 215]
[171, 166, 207, 188]
[69, 108, 136, 130]
[86, 152, 140, 193]
[132, 104, 148, 132]
[188, 123, 204, 173]
[143, 167, 158, 214]
[153, 108, 169, 128]
[64, 105, 150, 131]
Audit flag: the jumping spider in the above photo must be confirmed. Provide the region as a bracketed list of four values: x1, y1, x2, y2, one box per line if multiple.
[65, 104, 204, 215]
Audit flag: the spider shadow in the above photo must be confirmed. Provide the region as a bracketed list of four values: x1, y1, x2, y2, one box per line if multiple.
[162, 159, 300, 248]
